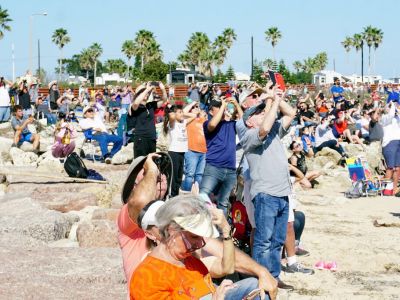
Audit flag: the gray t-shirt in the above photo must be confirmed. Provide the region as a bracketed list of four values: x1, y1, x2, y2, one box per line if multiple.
[240, 120, 291, 199]
[11, 116, 30, 134]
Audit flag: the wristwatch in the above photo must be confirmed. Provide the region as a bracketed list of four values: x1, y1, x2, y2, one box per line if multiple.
[222, 226, 235, 240]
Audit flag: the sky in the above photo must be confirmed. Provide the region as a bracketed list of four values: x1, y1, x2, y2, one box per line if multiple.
[1, 0, 400, 81]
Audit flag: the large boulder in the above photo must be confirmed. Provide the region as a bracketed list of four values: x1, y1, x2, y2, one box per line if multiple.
[36, 151, 64, 173]
[0, 136, 13, 153]
[76, 220, 118, 247]
[9, 147, 38, 166]
[0, 151, 13, 166]
[343, 143, 365, 158]
[314, 147, 342, 168]
[111, 144, 133, 165]
[0, 197, 79, 242]
[92, 208, 119, 222]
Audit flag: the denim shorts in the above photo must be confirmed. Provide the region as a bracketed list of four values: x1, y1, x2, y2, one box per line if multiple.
[383, 140, 400, 168]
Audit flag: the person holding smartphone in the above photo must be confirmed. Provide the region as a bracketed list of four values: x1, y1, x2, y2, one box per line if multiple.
[10, 105, 40, 153]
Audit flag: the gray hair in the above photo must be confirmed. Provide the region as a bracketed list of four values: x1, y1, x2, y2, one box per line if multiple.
[155, 194, 210, 239]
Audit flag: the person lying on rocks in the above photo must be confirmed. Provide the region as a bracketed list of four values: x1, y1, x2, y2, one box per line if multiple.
[118, 153, 278, 300]
[11, 105, 40, 153]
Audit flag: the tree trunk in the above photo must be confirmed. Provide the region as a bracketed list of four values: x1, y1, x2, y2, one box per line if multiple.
[368, 46, 371, 75]
[126, 58, 130, 80]
[94, 61, 97, 87]
[141, 56, 144, 72]
[59, 49, 62, 82]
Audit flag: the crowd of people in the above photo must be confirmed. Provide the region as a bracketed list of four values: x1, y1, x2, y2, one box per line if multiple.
[1, 70, 400, 299]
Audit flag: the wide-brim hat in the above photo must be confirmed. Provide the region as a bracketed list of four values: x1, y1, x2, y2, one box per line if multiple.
[121, 152, 173, 204]
[48, 80, 57, 89]
[82, 106, 94, 116]
[239, 88, 264, 104]
[243, 102, 266, 124]
[173, 213, 219, 238]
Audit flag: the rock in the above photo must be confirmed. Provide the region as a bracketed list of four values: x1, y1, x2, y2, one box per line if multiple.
[365, 142, 383, 174]
[92, 208, 119, 222]
[76, 220, 118, 248]
[47, 239, 79, 248]
[0, 197, 79, 242]
[36, 151, 64, 173]
[0, 122, 11, 130]
[314, 147, 342, 168]
[0, 151, 13, 166]
[344, 143, 365, 158]
[0, 136, 13, 153]
[111, 144, 133, 165]
[9, 147, 38, 166]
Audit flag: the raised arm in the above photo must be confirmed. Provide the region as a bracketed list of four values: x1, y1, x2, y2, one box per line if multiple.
[259, 95, 281, 139]
[279, 100, 297, 130]
[207, 99, 227, 132]
[158, 82, 168, 102]
[127, 153, 160, 222]
[229, 98, 243, 119]
[130, 84, 152, 112]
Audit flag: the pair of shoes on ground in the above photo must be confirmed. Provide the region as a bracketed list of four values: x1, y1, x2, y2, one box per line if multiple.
[282, 262, 315, 275]
[314, 261, 337, 271]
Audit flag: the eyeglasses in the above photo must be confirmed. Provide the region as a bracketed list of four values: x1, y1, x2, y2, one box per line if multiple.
[180, 231, 206, 253]
[295, 144, 301, 148]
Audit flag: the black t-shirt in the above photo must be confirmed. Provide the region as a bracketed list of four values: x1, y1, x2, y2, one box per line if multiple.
[127, 101, 157, 139]
[297, 110, 314, 122]
[289, 152, 308, 175]
[18, 91, 31, 109]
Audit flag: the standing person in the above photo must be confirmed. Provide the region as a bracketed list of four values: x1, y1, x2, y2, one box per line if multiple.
[120, 85, 133, 112]
[0, 77, 12, 122]
[128, 82, 167, 158]
[380, 103, 400, 196]
[18, 81, 32, 117]
[181, 102, 207, 191]
[48, 81, 60, 112]
[200, 97, 243, 217]
[239, 88, 296, 286]
[162, 104, 190, 196]
[11, 105, 40, 152]
[331, 77, 345, 104]
[187, 83, 200, 102]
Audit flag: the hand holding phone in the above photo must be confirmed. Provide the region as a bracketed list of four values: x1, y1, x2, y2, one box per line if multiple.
[244, 288, 262, 300]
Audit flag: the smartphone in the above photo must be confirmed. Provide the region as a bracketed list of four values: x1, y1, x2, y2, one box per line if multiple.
[244, 288, 261, 300]
[268, 70, 276, 86]
[268, 70, 286, 91]
[150, 81, 159, 87]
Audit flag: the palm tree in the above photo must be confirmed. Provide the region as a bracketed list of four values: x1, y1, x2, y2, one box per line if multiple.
[213, 28, 237, 70]
[293, 61, 303, 73]
[363, 25, 375, 74]
[341, 36, 353, 63]
[265, 27, 282, 61]
[133, 30, 162, 71]
[314, 52, 328, 71]
[222, 28, 237, 48]
[79, 48, 94, 80]
[121, 40, 135, 79]
[352, 33, 363, 74]
[0, 6, 12, 40]
[104, 59, 127, 75]
[86, 43, 102, 86]
[372, 28, 384, 73]
[51, 28, 71, 81]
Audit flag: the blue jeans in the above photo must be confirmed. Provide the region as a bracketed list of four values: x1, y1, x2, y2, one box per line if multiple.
[225, 277, 265, 300]
[199, 163, 236, 217]
[252, 193, 289, 279]
[45, 113, 57, 125]
[0, 106, 10, 122]
[92, 132, 123, 158]
[181, 150, 206, 191]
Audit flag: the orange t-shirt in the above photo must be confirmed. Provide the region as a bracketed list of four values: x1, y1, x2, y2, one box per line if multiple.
[187, 117, 207, 153]
[117, 204, 149, 285]
[130, 255, 215, 300]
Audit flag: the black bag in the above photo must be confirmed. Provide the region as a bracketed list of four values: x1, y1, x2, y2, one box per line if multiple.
[64, 152, 88, 178]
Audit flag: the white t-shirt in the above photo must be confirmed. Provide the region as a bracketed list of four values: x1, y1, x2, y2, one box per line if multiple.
[79, 115, 107, 133]
[168, 119, 188, 152]
[0, 85, 11, 107]
[356, 118, 369, 136]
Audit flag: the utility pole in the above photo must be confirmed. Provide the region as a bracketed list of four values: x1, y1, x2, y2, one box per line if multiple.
[333, 59, 336, 72]
[38, 39, 41, 83]
[251, 36, 254, 80]
[12, 43, 15, 82]
[361, 40, 364, 83]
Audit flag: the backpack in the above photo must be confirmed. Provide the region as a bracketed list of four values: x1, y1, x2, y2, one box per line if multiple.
[64, 152, 88, 178]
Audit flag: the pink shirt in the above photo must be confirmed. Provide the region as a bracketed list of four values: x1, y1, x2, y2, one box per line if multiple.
[117, 204, 149, 285]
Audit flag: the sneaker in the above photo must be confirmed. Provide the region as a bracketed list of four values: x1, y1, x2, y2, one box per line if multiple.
[277, 279, 294, 291]
[295, 246, 310, 257]
[105, 157, 112, 164]
[285, 262, 315, 275]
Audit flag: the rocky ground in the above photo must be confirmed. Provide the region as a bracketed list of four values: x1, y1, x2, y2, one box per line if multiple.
[0, 122, 399, 299]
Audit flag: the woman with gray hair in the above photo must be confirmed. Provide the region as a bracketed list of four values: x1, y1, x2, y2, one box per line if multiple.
[130, 195, 262, 300]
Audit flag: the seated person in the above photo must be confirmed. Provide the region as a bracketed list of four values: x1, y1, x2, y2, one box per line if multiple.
[35, 96, 57, 124]
[314, 117, 347, 157]
[332, 111, 363, 145]
[300, 126, 315, 157]
[297, 102, 316, 126]
[119, 153, 278, 299]
[130, 195, 262, 300]
[57, 96, 71, 114]
[289, 141, 321, 188]
[11, 105, 40, 152]
[79, 106, 123, 163]
[106, 93, 121, 122]
[51, 112, 76, 158]
[355, 110, 370, 140]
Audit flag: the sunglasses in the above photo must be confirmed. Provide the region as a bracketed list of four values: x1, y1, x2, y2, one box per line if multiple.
[180, 231, 205, 253]
[86, 109, 94, 113]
